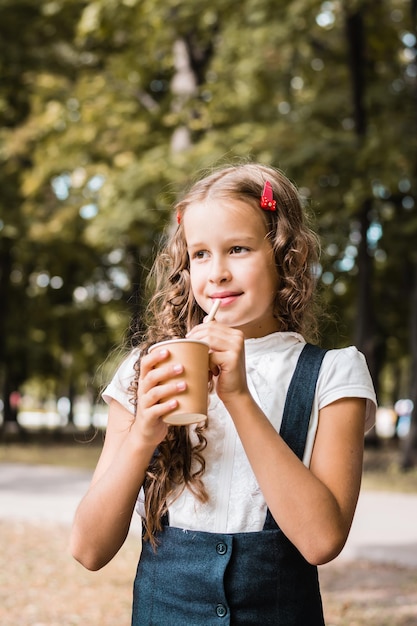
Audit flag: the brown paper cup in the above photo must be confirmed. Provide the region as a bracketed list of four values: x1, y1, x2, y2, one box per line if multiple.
[148, 339, 209, 425]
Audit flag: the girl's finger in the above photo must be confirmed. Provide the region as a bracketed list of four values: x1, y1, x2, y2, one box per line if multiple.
[143, 379, 187, 410]
[139, 354, 184, 393]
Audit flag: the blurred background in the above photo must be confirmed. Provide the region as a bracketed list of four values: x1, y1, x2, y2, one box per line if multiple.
[1, 0, 416, 464]
[1, 2, 417, 624]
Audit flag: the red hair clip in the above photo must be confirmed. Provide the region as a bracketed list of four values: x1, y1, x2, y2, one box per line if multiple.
[176, 210, 181, 224]
[260, 181, 276, 211]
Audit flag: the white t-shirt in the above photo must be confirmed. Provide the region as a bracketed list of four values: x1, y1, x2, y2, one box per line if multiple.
[103, 332, 377, 534]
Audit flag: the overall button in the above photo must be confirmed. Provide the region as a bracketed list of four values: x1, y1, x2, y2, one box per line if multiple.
[216, 542, 227, 555]
[216, 603, 227, 618]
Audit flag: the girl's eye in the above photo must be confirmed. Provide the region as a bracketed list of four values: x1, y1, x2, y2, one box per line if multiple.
[192, 250, 208, 259]
[230, 246, 248, 254]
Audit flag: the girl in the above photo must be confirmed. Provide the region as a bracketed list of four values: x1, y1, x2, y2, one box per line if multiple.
[71, 163, 376, 625]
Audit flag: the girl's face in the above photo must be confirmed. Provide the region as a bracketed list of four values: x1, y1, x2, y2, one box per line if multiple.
[183, 197, 280, 339]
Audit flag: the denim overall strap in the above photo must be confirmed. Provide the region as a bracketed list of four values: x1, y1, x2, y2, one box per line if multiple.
[263, 343, 327, 531]
[279, 343, 327, 460]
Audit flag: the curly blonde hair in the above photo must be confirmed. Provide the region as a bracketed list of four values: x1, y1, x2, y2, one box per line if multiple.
[129, 163, 321, 547]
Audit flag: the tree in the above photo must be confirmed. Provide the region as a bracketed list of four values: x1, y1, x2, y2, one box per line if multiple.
[0, 0, 128, 431]
[1, 0, 416, 464]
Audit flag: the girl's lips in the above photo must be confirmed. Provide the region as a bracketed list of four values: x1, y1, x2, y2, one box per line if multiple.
[211, 293, 242, 306]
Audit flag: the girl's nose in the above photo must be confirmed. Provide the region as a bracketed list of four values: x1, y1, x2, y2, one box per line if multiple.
[208, 258, 231, 284]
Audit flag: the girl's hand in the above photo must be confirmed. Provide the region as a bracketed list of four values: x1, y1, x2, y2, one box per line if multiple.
[187, 321, 249, 403]
[134, 348, 186, 446]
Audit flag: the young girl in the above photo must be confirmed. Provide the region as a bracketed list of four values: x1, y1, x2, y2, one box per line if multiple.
[71, 163, 376, 625]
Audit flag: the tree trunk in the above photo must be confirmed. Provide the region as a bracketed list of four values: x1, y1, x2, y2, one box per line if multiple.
[345, 9, 378, 385]
[401, 261, 417, 468]
[354, 199, 376, 375]
[0, 237, 23, 435]
[401, 0, 417, 467]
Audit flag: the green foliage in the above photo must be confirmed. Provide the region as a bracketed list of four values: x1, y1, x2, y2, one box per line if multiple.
[0, 0, 416, 416]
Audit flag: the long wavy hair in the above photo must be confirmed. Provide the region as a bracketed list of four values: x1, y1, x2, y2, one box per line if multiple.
[129, 163, 321, 547]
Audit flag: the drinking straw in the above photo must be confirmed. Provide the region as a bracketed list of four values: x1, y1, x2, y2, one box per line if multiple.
[205, 298, 221, 322]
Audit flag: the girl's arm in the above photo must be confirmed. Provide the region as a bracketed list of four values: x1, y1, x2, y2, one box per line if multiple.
[70, 399, 155, 571]
[188, 321, 366, 566]
[70, 347, 187, 571]
[224, 392, 365, 566]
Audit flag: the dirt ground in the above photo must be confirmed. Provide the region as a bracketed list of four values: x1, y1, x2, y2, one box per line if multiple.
[1, 520, 416, 626]
[320, 559, 417, 626]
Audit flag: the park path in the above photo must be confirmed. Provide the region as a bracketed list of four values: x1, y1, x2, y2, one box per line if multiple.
[1, 462, 417, 568]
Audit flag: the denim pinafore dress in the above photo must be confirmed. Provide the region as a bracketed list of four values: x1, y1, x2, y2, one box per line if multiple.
[132, 344, 327, 625]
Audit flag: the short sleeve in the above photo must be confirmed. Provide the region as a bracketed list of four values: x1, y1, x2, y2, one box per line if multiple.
[317, 346, 377, 432]
[102, 349, 139, 415]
